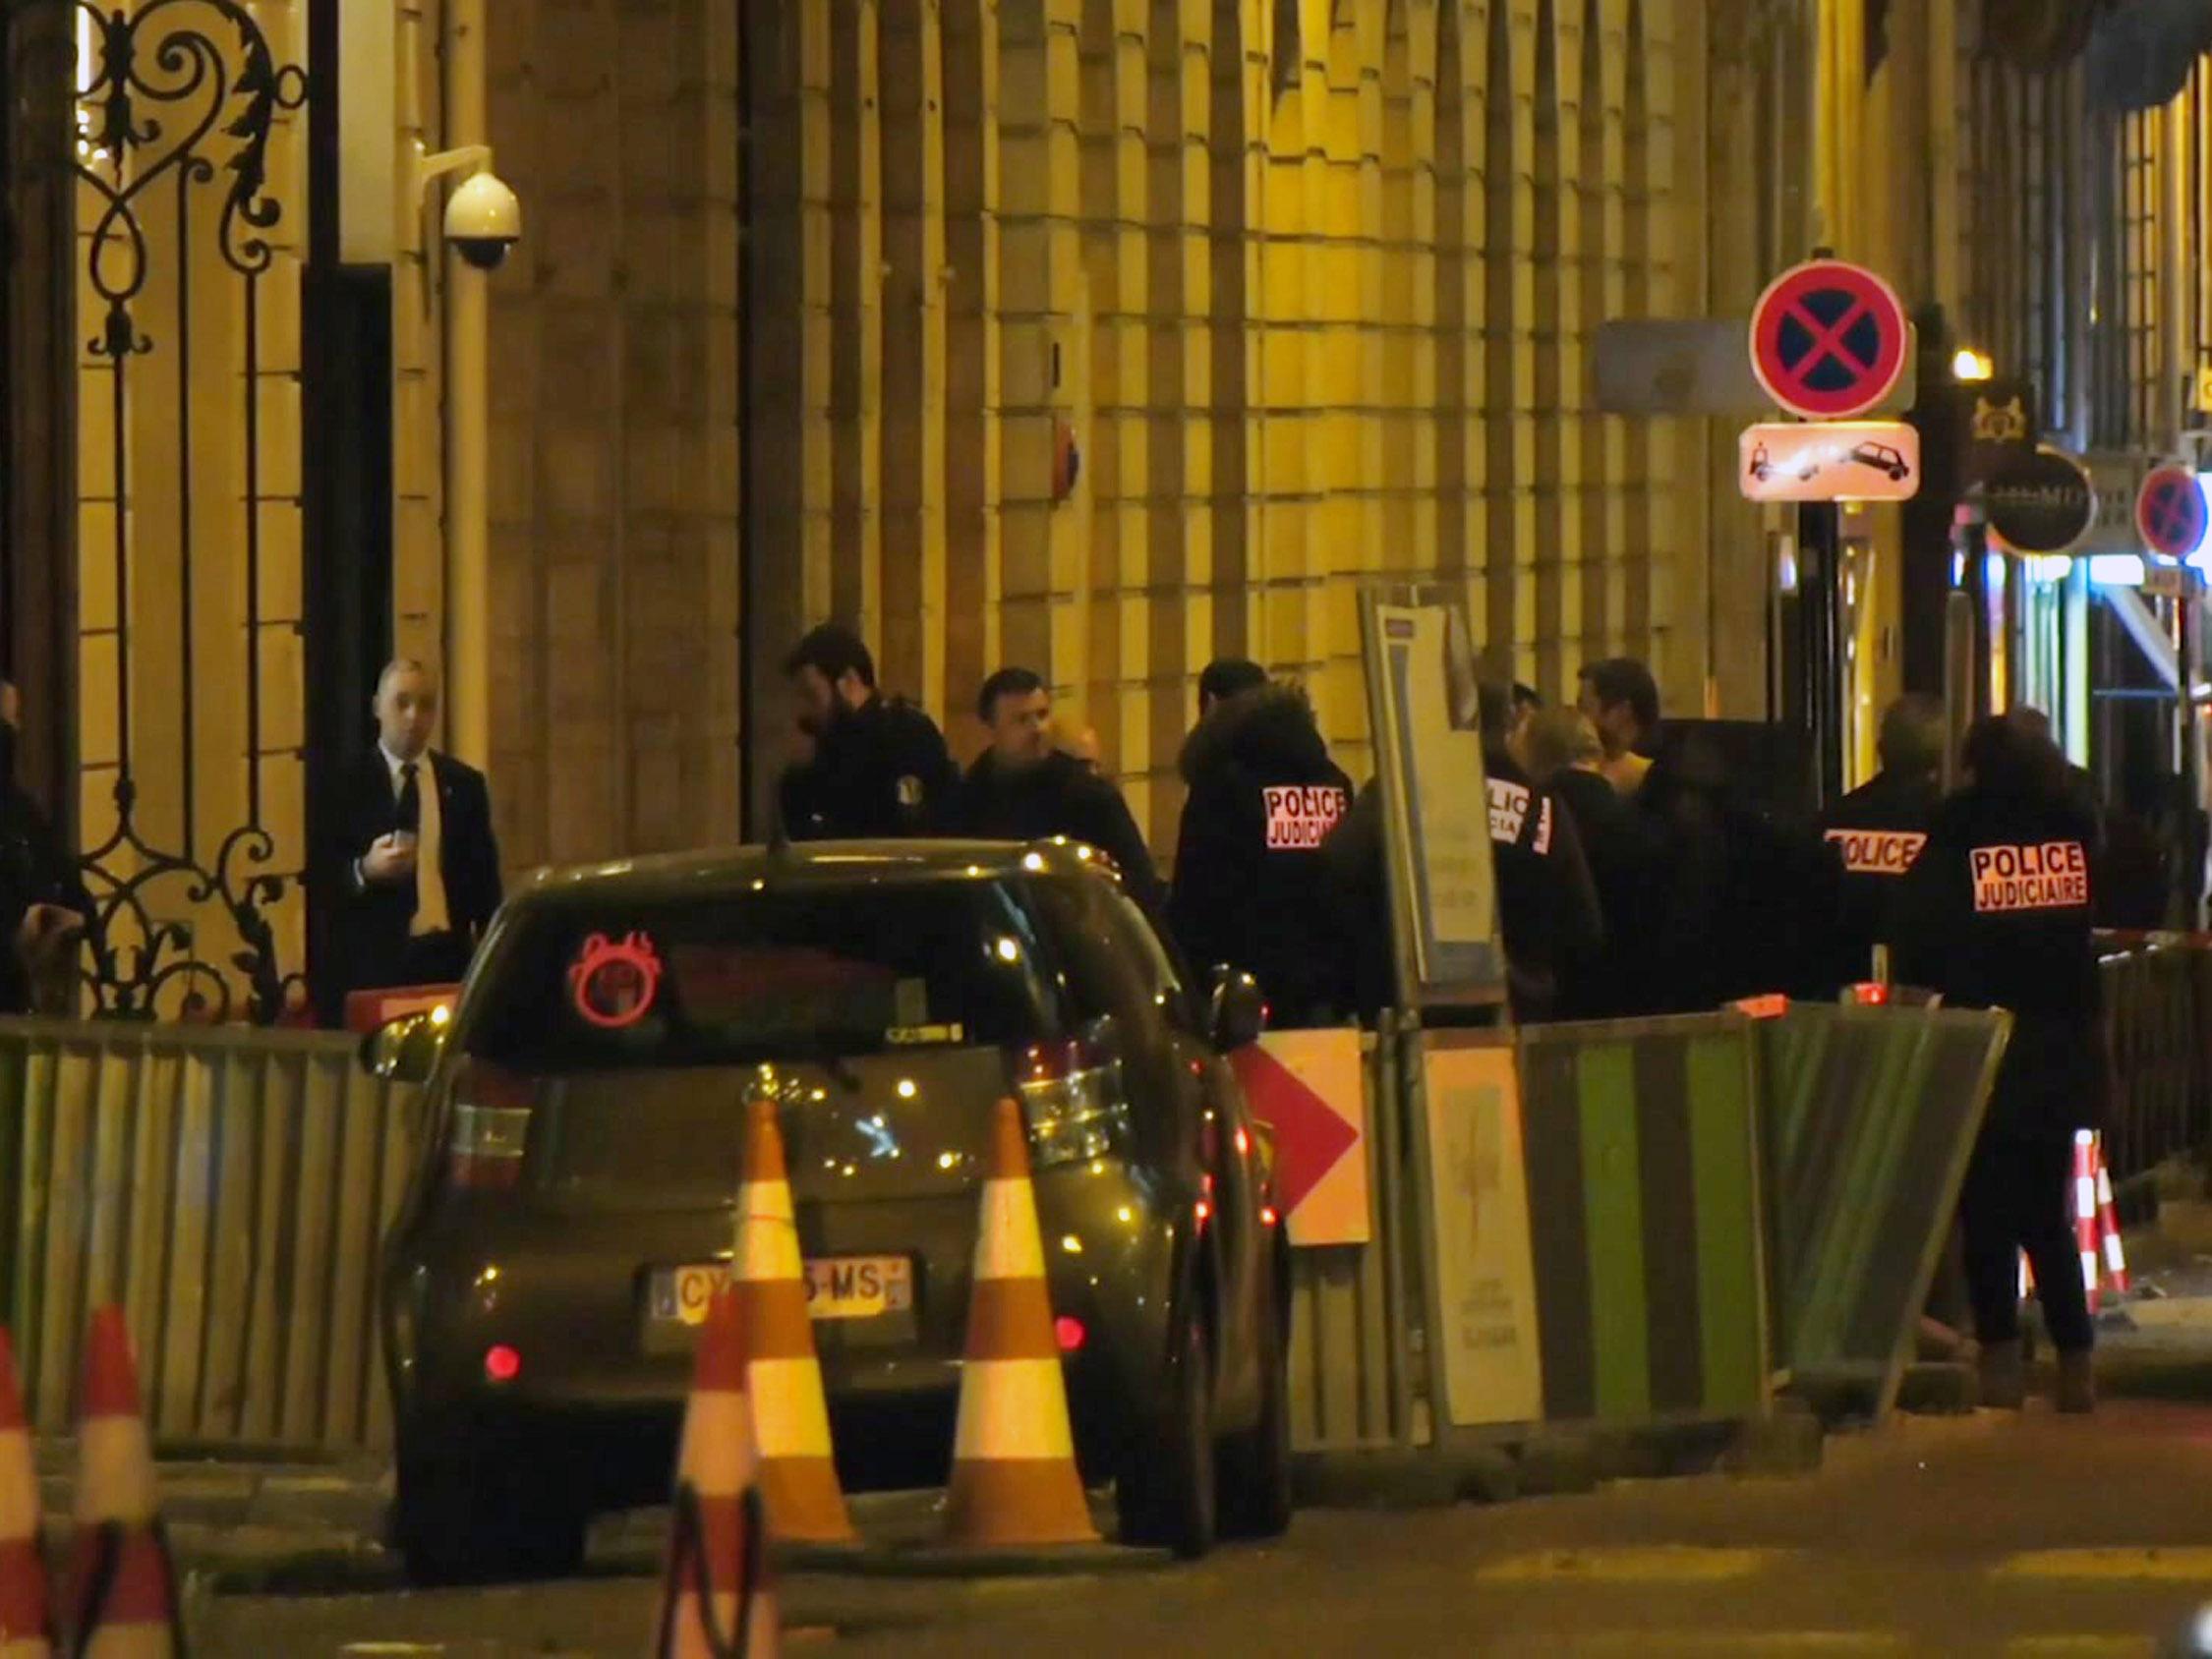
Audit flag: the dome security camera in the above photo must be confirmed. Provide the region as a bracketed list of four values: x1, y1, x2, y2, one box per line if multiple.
[443, 172, 522, 272]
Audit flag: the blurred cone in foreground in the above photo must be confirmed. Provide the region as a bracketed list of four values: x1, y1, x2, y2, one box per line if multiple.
[2092, 1133, 2130, 1297]
[2072, 1130, 2100, 1312]
[68, 1308, 179, 1657]
[943, 1098, 1097, 1546]
[655, 1287, 779, 1659]
[732, 1098, 853, 1543]
[0, 1331, 49, 1657]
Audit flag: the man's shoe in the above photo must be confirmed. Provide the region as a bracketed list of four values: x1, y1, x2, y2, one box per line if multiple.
[2056, 1349, 2097, 1414]
[1979, 1338, 2025, 1409]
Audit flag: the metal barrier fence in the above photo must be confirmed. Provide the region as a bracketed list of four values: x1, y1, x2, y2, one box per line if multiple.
[0, 1019, 422, 1451]
[1285, 1028, 1420, 1454]
[1288, 1014, 1775, 1458]
[1506, 1015, 1769, 1432]
[1757, 1004, 2009, 1415]
[2097, 933, 2212, 1183]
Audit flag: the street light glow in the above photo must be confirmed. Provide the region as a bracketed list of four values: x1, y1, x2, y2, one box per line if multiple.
[1951, 347, 1994, 382]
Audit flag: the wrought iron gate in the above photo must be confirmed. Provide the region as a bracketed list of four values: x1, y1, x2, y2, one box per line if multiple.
[3, 0, 312, 1022]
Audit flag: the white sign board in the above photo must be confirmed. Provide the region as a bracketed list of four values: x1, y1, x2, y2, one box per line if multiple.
[2142, 562, 2198, 600]
[1422, 1040, 1543, 1429]
[1738, 422, 1922, 503]
[1362, 595, 1506, 1008]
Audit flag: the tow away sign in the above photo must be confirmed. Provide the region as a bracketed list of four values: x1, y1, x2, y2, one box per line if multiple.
[1739, 422, 1921, 503]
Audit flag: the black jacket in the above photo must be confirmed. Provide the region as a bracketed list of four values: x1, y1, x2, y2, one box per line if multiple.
[1625, 742, 1842, 1014]
[778, 695, 959, 841]
[1548, 767, 1640, 1018]
[1893, 786, 2105, 1137]
[1818, 768, 1940, 985]
[1484, 748, 1603, 1022]
[0, 756, 90, 1016]
[325, 748, 502, 1003]
[945, 750, 1163, 912]
[1170, 686, 1355, 1025]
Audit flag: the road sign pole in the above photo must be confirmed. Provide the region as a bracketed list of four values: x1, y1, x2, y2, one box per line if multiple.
[1799, 501, 1844, 804]
[2183, 593, 2206, 929]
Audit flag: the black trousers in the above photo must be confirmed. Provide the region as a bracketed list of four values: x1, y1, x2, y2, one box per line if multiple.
[1959, 1126, 2095, 1354]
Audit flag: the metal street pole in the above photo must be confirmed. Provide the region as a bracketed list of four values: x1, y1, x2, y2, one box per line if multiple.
[1800, 499, 1844, 806]
[440, 0, 490, 767]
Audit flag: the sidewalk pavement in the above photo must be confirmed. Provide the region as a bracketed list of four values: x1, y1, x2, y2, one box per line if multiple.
[28, 1446, 397, 1594]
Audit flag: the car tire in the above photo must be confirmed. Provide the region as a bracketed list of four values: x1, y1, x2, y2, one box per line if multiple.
[1216, 1258, 1293, 1540]
[393, 1419, 588, 1586]
[1117, 1311, 1217, 1560]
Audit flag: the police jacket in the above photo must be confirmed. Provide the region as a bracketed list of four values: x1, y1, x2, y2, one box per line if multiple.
[777, 694, 958, 841]
[1484, 748, 1603, 1023]
[1892, 786, 2106, 1136]
[1819, 769, 1939, 986]
[1169, 685, 1354, 1025]
[945, 749, 1164, 914]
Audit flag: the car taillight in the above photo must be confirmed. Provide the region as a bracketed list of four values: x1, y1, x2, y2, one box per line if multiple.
[446, 1059, 535, 1191]
[1009, 1035, 1127, 1167]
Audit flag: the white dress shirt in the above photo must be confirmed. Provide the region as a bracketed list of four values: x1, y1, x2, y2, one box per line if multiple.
[380, 743, 452, 937]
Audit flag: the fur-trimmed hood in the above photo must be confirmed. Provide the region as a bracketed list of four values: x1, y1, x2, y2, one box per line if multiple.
[1179, 683, 1335, 785]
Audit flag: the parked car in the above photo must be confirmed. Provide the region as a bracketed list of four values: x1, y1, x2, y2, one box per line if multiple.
[366, 839, 1292, 1583]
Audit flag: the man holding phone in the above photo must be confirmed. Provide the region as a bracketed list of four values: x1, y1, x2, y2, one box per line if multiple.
[325, 659, 502, 1017]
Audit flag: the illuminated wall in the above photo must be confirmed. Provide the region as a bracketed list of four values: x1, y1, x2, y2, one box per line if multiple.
[745, 0, 1722, 849]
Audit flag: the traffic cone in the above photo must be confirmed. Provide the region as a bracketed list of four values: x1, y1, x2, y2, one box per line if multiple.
[731, 1098, 853, 1544]
[2091, 1133, 2131, 1298]
[943, 1098, 1097, 1547]
[67, 1308, 180, 1657]
[655, 1287, 779, 1659]
[0, 1333, 50, 1657]
[2072, 1130, 2101, 1313]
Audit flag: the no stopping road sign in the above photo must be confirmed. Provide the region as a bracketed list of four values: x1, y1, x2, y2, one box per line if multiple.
[1749, 259, 1911, 422]
[2136, 465, 2209, 562]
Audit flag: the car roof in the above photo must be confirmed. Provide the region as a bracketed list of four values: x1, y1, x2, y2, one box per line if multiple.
[508, 837, 1108, 912]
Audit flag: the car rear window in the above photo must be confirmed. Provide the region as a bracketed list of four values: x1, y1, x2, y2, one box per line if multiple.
[463, 878, 1067, 1071]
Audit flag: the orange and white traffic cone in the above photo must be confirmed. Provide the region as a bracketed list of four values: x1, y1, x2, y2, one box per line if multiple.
[67, 1308, 180, 1657]
[732, 1098, 853, 1544]
[943, 1098, 1097, 1547]
[655, 1287, 779, 1659]
[0, 1332, 50, 1657]
[2072, 1130, 2101, 1314]
[2091, 1133, 2131, 1299]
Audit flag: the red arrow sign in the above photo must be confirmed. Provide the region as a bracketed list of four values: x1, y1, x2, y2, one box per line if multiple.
[1229, 1037, 1362, 1226]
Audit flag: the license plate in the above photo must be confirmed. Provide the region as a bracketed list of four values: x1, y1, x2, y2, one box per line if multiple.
[650, 1256, 912, 1325]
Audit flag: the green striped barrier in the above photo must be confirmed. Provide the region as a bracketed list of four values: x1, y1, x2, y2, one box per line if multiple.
[1757, 1004, 2010, 1414]
[1513, 1015, 1770, 1429]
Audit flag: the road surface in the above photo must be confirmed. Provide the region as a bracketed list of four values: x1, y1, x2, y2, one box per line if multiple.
[195, 1398, 2212, 1657]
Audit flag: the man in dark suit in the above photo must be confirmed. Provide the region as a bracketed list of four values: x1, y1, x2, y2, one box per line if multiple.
[324, 659, 501, 1015]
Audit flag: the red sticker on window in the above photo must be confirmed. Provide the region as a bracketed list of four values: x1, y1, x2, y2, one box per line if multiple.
[568, 931, 664, 1029]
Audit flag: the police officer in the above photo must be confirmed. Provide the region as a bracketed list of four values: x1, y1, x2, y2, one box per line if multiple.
[777, 624, 958, 840]
[1478, 682, 1602, 1021]
[1170, 675, 1354, 1026]
[1820, 694, 1945, 986]
[1894, 715, 2103, 1413]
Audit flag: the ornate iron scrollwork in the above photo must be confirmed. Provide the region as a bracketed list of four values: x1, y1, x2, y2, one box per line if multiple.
[75, 777, 304, 1024]
[62, 1, 310, 1024]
